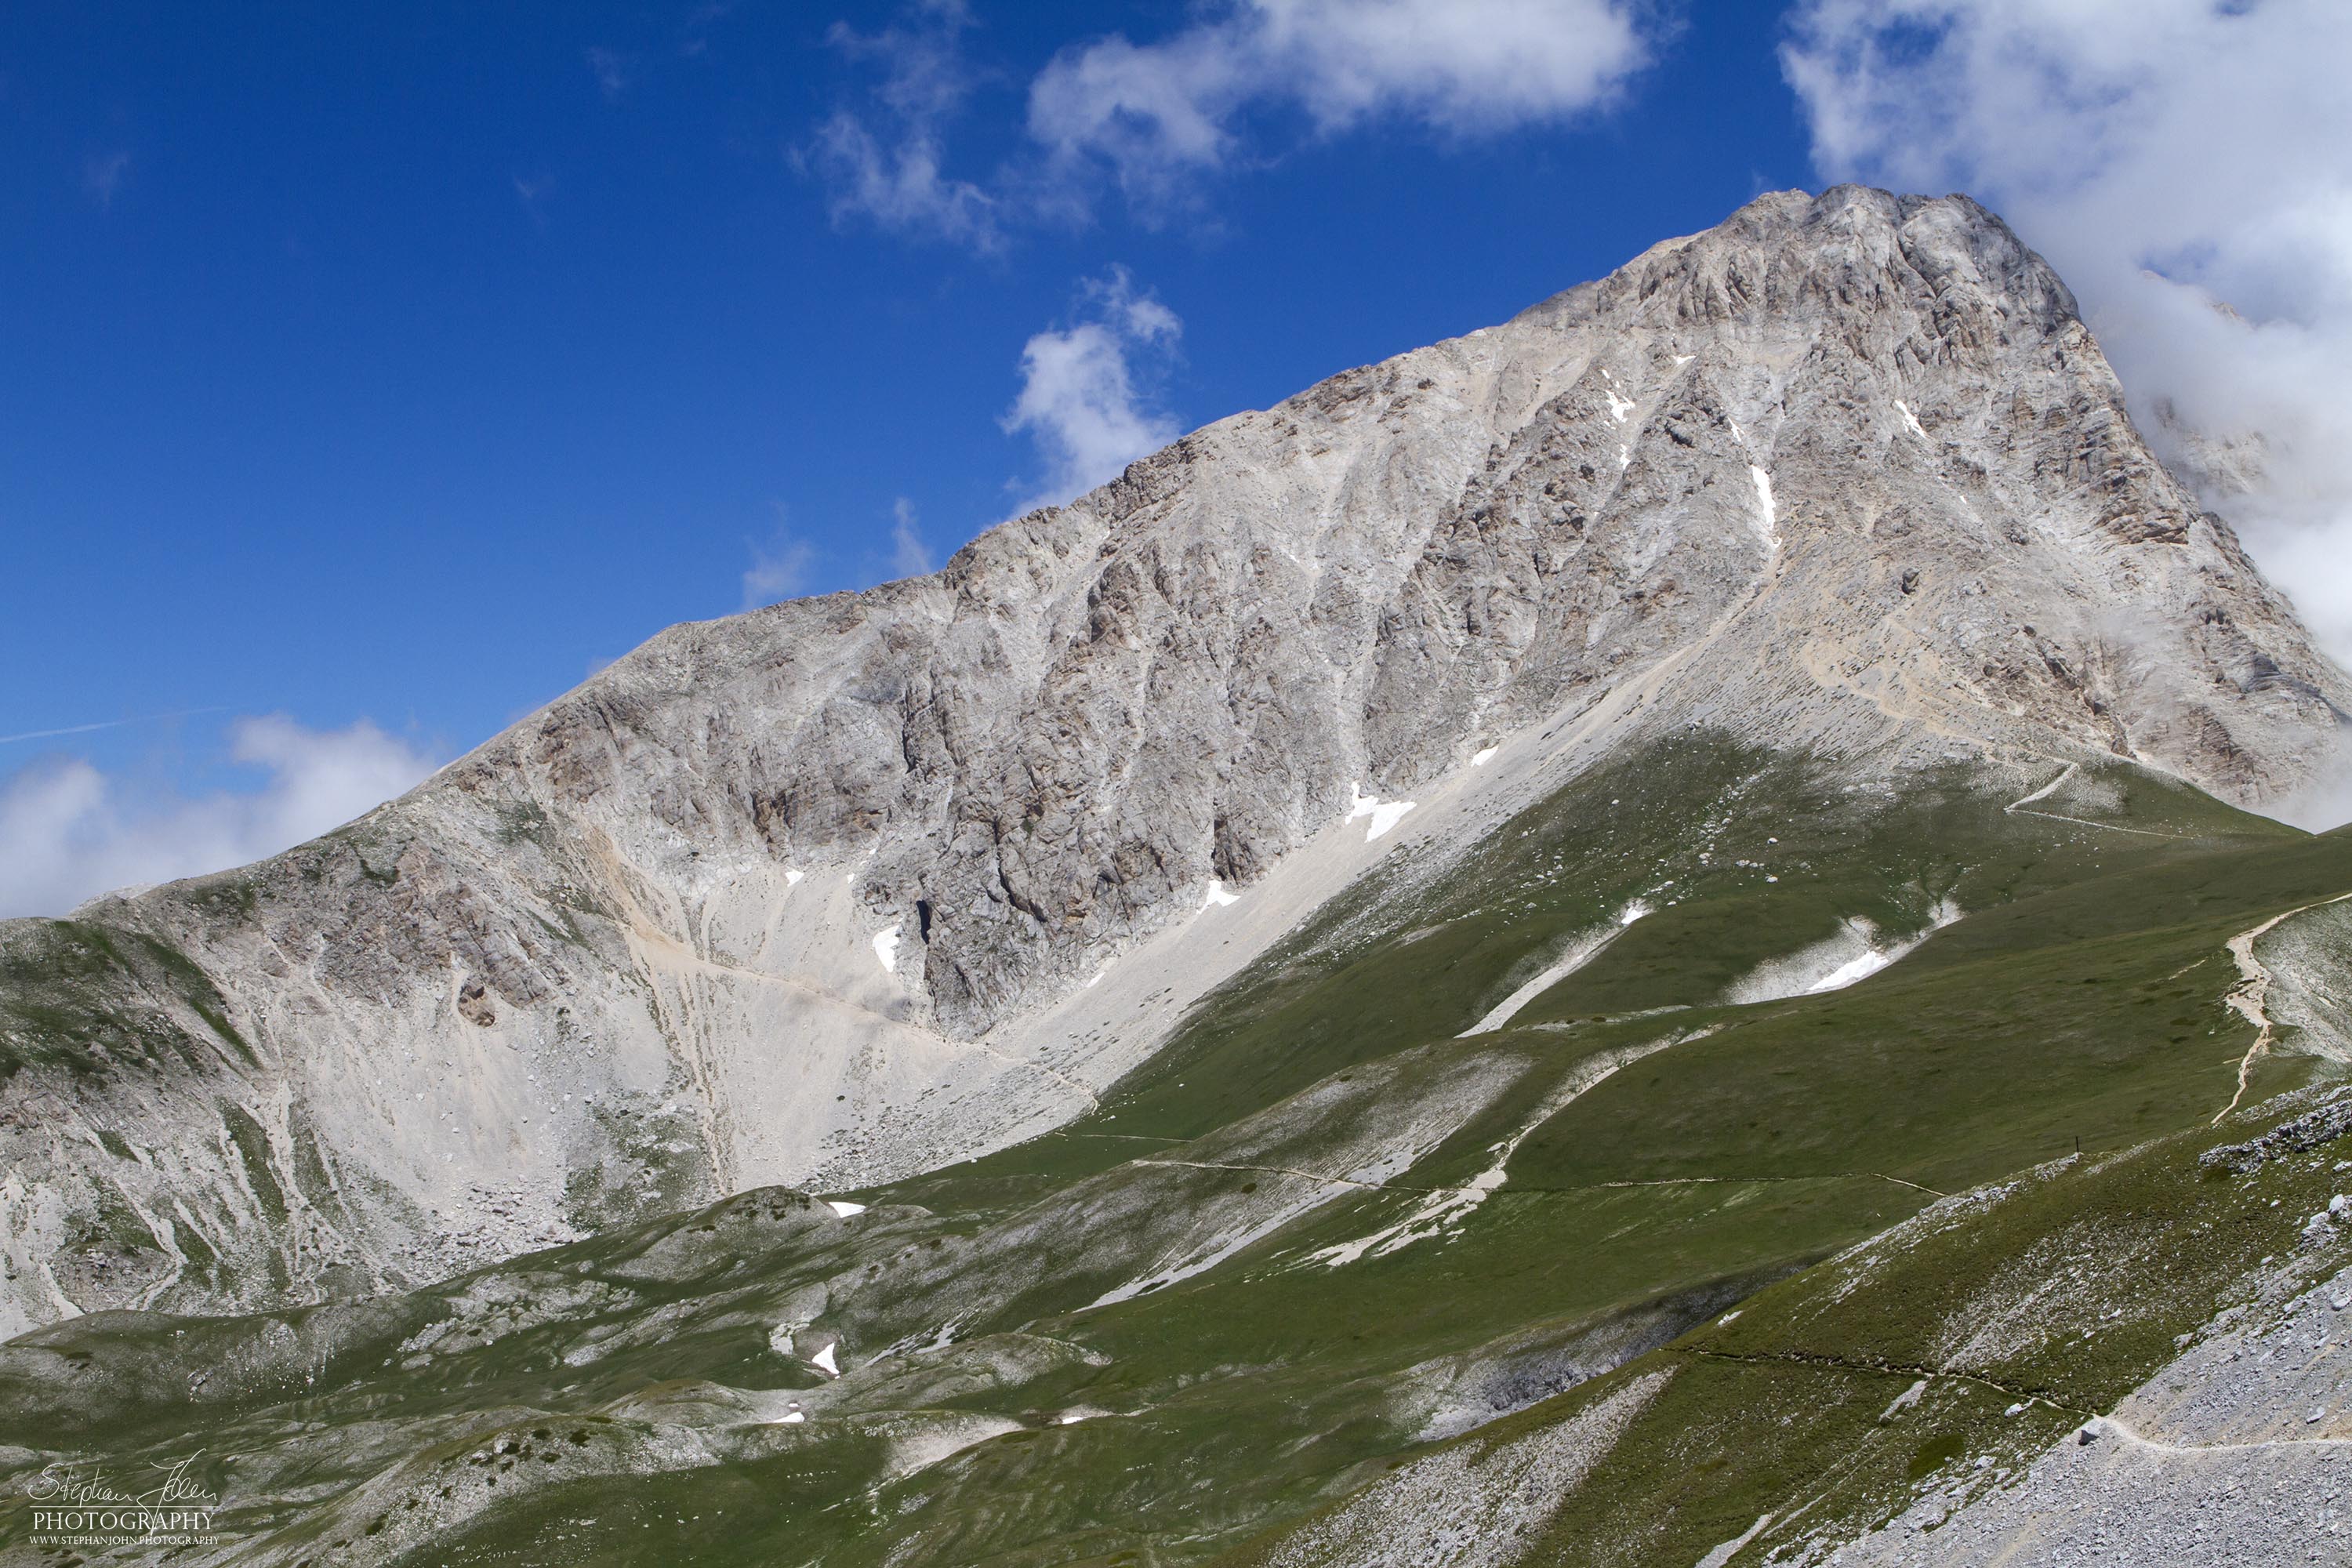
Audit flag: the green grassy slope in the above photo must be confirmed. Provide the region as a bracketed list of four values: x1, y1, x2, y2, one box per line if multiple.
[1215, 1080, 2352, 1566]
[0, 734, 2342, 1566]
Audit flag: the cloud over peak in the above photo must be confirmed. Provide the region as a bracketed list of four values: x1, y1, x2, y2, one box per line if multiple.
[1784, 0, 2352, 670]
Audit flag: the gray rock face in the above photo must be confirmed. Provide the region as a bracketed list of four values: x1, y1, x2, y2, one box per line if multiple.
[2, 186, 2345, 1334]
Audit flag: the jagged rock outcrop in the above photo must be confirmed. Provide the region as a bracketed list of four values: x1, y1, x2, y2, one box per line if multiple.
[2, 186, 2345, 1335]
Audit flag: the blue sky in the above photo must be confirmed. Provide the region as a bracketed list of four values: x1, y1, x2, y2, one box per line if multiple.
[5, 2, 2346, 912]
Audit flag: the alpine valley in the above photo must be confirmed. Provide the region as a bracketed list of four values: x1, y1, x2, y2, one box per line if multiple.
[5, 187, 2351, 1566]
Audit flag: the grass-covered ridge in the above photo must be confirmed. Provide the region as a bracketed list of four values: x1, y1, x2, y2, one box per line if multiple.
[0, 733, 2342, 1566]
[0, 916, 256, 1082]
[893, 733, 2311, 1214]
[1217, 1080, 2352, 1566]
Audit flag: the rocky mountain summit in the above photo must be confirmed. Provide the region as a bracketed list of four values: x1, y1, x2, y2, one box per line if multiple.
[2, 185, 2346, 1340]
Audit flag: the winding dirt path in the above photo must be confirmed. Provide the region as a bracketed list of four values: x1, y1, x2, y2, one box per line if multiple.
[2001, 760, 2185, 839]
[2005, 761, 2078, 813]
[2092, 1413, 2352, 1457]
[2211, 890, 2352, 1125]
[1681, 1345, 2092, 1419]
[1131, 1158, 1944, 1202]
[1682, 1354, 2351, 1457]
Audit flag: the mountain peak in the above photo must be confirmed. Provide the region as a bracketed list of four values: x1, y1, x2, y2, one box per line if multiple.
[2, 190, 2345, 1336]
[1520, 184, 2079, 346]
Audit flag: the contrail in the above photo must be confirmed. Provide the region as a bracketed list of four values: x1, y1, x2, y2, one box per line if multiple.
[0, 708, 227, 746]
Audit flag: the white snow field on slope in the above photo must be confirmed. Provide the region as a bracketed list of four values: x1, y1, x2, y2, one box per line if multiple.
[1725, 898, 1962, 1005]
[1459, 899, 1654, 1037]
[1346, 785, 1417, 842]
[1748, 465, 1780, 548]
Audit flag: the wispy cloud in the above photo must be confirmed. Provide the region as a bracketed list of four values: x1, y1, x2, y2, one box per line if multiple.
[889, 497, 935, 577]
[682, 2, 735, 58]
[807, 0, 1654, 248]
[0, 708, 226, 747]
[742, 510, 818, 608]
[804, 0, 1003, 251]
[1783, 0, 2352, 671]
[82, 150, 130, 209]
[1002, 267, 1182, 514]
[512, 172, 554, 227]
[0, 716, 440, 918]
[586, 45, 632, 103]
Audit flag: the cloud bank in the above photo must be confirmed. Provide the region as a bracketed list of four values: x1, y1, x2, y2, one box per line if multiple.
[0, 717, 441, 919]
[1784, 0, 2352, 672]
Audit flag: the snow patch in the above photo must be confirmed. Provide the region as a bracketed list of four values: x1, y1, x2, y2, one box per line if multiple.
[1460, 900, 1651, 1036]
[1727, 898, 1962, 1004]
[1472, 746, 1499, 768]
[778, 1409, 805, 1424]
[1748, 465, 1780, 548]
[826, 1200, 866, 1218]
[1895, 399, 1928, 441]
[784, 869, 804, 887]
[1807, 898, 1960, 994]
[811, 1341, 840, 1377]
[873, 929, 900, 973]
[1604, 387, 1635, 423]
[1346, 785, 1416, 842]
[1807, 945, 1900, 993]
[1201, 880, 1240, 909]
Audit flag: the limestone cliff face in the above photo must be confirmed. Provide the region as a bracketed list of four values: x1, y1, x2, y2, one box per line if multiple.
[2, 187, 2343, 1334]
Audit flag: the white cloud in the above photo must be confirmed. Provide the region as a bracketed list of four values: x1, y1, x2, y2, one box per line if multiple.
[742, 517, 817, 609]
[1783, 0, 2352, 670]
[1002, 268, 1182, 513]
[809, 0, 1651, 244]
[0, 717, 440, 919]
[1028, 0, 1651, 209]
[889, 497, 935, 577]
[805, 0, 1004, 250]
